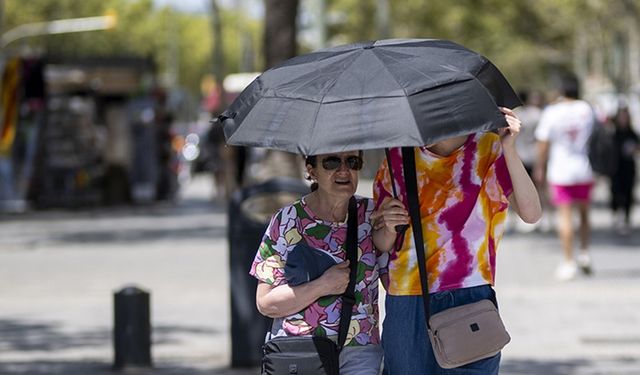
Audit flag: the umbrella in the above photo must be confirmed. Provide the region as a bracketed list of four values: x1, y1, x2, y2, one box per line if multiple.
[217, 38, 521, 156]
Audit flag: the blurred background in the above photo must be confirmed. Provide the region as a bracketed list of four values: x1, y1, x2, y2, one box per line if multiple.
[1, 1, 639, 374]
[2, 0, 640, 209]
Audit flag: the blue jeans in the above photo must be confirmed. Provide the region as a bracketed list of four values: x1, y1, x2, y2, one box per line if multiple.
[382, 285, 501, 375]
[340, 344, 384, 375]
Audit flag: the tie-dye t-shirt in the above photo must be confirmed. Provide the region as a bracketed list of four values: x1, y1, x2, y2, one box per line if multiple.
[374, 133, 513, 295]
[249, 195, 380, 346]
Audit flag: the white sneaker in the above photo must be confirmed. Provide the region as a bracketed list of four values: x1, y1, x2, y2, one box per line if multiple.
[555, 261, 578, 281]
[577, 253, 593, 276]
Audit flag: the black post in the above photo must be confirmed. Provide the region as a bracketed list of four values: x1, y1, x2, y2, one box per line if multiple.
[113, 286, 152, 370]
[228, 177, 308, 367]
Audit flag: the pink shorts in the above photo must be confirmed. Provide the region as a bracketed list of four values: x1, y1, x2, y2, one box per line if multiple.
[549, 183, 593, 206]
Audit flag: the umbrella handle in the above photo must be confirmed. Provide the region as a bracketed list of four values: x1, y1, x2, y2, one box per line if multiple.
[395, 224, 409, 234]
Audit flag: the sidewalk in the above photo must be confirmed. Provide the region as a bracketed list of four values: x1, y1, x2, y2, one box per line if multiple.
[0, 175, 639, 374]
[0, 176, 254, 374]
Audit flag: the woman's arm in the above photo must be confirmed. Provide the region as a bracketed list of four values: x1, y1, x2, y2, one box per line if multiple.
[500, 107, 542, 224]
[256, 260, 350, 318]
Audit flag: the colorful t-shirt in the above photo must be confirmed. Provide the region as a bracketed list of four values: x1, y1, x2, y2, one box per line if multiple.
[373, 132, 513, 295]
[249, 195, 380, 346]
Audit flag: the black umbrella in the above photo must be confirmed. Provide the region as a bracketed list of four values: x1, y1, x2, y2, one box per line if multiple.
[218, 38, 521, 156]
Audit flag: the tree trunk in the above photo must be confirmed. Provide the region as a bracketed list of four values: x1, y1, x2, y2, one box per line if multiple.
[264, 0, 299, 69]
[210, 0, 224, 95]
[256, 0, 302, 183]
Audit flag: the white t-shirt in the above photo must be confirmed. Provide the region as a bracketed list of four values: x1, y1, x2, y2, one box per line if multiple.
[535, 99, 594, 185]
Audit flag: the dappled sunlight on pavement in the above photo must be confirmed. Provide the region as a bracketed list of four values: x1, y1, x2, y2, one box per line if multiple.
[1, 176, 639, 374]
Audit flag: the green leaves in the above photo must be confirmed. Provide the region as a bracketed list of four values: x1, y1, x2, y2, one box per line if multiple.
[320, 0, 640, 93]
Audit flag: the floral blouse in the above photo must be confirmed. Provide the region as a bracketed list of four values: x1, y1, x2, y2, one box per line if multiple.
[249, 195, 380, 346]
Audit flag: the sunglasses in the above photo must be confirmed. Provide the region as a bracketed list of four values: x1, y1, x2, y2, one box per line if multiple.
[321, 155, 363, 171]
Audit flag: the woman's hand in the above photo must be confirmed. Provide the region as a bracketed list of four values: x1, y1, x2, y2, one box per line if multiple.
[371, 197, 409, 234]
[498, 107, 521, 149]
[318, 260, 350, 295]
[372, 198, 410, 252]
[256, 260, 351, 318]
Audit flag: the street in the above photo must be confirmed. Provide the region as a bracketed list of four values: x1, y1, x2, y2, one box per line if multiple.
[1, 175, 639, 375]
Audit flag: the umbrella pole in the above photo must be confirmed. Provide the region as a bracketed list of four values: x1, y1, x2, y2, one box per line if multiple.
[384, 148, 409, 234]
[384, 148, 399, 199]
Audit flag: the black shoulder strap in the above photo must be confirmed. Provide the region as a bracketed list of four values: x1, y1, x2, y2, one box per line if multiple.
[401, 147, 432, 328]
[338, 196, 358, 349]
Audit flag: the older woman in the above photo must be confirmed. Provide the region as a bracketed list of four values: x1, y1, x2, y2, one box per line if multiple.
[250, 150, 387, 374]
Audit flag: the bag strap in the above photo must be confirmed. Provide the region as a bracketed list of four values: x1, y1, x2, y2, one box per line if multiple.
[401, 147, 432, 328]
[337, 196, 358, 350]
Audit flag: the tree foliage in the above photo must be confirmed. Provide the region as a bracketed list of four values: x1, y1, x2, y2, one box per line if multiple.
[3, 0, 262, 96]
[323, 0, 640, 92]
[6, 0, 639, 97]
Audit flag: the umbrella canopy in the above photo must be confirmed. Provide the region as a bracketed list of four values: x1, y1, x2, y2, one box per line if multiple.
[218, 39, 521, 156]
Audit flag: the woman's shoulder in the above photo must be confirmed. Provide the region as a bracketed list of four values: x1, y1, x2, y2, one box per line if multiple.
[477, 131, 500, 143]
[548, 99, 591, 114]
[475, 131, 503, 152]
[268, 198, 305, 222]
[274, 198, 300, 212]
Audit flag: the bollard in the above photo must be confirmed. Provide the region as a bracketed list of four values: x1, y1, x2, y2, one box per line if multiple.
[113, 285, 152, 370]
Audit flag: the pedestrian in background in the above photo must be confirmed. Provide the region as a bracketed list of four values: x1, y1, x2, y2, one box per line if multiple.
[609, 105, 639, 235]
[372, 107, 541, 374]
[514, 90, 544, 175]
[511, 90, 547, 232]
[535, 75, 595, 281]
